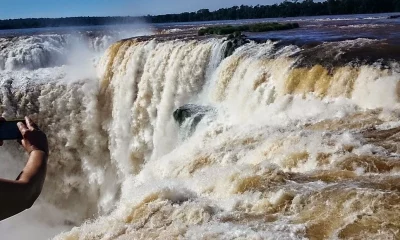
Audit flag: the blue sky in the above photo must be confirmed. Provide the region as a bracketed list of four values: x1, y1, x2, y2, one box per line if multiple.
[0, 0, 284, 19]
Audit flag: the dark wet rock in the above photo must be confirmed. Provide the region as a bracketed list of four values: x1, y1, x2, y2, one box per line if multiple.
[224, 34, 250, 58]
[173, 104, 214, 126]
[297, 40, 400, 69]
[388, 15, 400, 19]
[173, 104, 215, 138]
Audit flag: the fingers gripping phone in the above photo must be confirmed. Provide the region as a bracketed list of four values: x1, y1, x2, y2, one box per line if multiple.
[0, 120, 26, 140]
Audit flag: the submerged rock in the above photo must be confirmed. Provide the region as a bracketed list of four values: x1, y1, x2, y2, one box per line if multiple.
[173, 104, 215, 137]
[224, 34, 250, 58]
[173, 104, 213, 126]
[388, 15, 400, 19]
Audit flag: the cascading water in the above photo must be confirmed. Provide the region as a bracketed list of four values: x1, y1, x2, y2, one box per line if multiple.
[0, 27, 153, 239]
[1, 32, 400, 239]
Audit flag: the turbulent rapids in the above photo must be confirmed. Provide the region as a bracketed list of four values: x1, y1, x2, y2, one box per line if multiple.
[1, 26, 400, 239]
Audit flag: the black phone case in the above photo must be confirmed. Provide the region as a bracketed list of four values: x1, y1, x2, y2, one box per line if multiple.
[0, 120, 26, 140]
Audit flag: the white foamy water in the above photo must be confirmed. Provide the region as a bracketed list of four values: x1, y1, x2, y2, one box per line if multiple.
[0, 26, 153, 239]
[1, 30, 400, 240]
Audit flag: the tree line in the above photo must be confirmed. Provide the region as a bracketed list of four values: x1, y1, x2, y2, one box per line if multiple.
[1, 0, 400, 30]
[149, 0, 400, 23]
[0, 16, 142, 30]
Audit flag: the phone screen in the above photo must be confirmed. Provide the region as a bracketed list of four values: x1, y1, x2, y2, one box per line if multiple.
[0, 120, 25, 140]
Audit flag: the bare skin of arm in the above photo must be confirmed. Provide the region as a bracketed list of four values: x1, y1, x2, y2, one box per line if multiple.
[0, 117, 48, 221]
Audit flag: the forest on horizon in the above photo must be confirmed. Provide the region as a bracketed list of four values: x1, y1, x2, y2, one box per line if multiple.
[0, 0, 399, 30]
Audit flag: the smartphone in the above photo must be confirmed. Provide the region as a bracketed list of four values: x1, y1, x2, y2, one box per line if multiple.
[0, 120, 26, 140]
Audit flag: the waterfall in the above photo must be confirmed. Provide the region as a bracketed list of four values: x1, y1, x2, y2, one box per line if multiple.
[1, 35, 400, 239]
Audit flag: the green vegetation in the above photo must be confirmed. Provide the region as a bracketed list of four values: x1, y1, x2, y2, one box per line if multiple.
[1, 0, 400, 30]
[198, 23, 300, 36]
[150, 0, 400, 23]
[0, 17, 141, 30]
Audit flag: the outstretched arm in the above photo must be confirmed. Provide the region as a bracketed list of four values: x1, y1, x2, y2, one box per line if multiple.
[0, 117, 48, 221]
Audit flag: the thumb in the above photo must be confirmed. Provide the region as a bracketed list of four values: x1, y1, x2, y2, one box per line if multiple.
[21, 139, 27, 149]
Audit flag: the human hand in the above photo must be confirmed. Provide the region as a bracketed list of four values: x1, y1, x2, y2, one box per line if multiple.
[17, 117, 48, 155]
